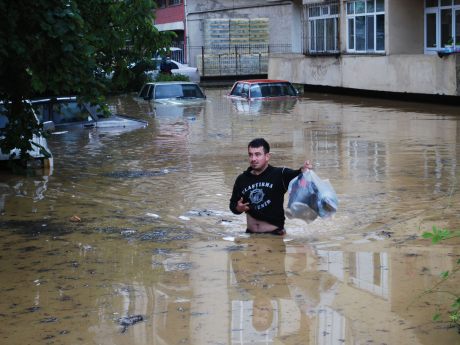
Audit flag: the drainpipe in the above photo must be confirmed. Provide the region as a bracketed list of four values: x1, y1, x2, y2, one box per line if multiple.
[184, 0, 189, 64]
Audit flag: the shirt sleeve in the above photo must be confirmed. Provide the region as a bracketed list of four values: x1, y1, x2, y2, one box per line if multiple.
[229, 175, 243, 214]
[281, 167, 302, 192]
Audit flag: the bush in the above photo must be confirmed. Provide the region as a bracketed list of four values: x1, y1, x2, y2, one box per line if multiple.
[154, 73, 190, 82]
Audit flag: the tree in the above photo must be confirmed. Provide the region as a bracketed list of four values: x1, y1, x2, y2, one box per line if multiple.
[0, 0, 172, 162]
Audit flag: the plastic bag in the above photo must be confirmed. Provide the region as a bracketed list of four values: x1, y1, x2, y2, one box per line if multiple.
[286, 170, 338, 223]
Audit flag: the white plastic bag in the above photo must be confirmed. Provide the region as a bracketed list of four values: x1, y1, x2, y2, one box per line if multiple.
[286, 170, 338, 223]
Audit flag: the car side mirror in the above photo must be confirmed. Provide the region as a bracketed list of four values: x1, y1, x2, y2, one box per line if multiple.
[42, 121, 55, 132]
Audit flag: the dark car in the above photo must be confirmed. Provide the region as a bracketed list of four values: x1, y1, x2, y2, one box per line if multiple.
[0, 102, 54, 171]
[228, 79, 299, 99]
[138, 82, 206, 101]
[31, 97, 147, 131]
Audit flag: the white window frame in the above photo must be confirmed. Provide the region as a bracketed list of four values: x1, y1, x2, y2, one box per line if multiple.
[346, 0, 385, 53]
[307, 2, 340, 54]
[424, 0, 460, 53]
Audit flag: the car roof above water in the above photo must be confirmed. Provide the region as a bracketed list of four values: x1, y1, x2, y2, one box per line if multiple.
[138, 82, 206, 101]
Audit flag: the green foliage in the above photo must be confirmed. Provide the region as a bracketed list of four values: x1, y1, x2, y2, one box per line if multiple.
[0, 0, 173, 161]
[420, 226, 460, 332]
[153, 73, 190, 82]
[422, 226, 456, 243]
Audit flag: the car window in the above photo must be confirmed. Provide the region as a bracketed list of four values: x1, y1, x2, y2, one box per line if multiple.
[250, 84, 262, 98]
[33, 103, 51, 123]
[260, 83, 297, 97]
[154, 84, 204, 99]
[230, 83, 243, 96]
[155, 84, 183, 99]
[170, 62, 178, 70]
[181, 84, 205, 98]
[52, 102, 93, 124]
[0, 105, 8, 129]
[139, 84, 151, 98]
[242, 84, 249, 98]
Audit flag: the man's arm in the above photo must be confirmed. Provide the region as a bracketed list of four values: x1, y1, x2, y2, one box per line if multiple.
[282, 160, 313, 190]
[229, 177, 250, 214]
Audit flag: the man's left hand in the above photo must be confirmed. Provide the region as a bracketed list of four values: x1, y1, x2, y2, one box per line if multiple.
[301, 160, 313, 172]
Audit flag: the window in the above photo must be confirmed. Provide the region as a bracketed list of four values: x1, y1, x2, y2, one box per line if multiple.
[347, 0, 385, 53]
[425, 0, 460, 51]
[156, 0, 181, 8]
[307, 2, 339, 53]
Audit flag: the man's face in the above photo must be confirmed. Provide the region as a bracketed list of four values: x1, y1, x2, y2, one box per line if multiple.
[248, 146, 270, 172]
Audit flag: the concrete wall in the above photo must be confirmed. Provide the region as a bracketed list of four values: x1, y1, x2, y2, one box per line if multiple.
[185, 0, 301, 64]
[387, 0, 424, 54]
[269, 53, 459, 96]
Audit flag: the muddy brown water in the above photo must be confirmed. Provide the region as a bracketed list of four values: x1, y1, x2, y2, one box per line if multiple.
[0, 88, 459, 344]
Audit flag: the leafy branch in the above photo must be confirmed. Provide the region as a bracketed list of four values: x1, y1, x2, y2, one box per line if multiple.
[419, 226, 460, 332]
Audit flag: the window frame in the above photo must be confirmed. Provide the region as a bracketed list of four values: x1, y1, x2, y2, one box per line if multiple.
[306, 2, 340, 54]
[424, 0, 460, 52]
[346, 0, 385, 53]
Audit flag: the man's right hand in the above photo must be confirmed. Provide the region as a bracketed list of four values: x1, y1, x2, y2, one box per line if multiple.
[236, 197, 250, 213]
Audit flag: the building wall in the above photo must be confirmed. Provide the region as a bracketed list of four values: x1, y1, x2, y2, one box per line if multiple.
[387, 0, 424, 54]
[155, 3, 185, 24]
[268, 0, 459, 97]
[185, 0, 302, 66]
[269, 53, 459, 96]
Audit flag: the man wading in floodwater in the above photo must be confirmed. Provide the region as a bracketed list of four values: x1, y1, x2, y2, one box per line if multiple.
[229, 138, 312, 235]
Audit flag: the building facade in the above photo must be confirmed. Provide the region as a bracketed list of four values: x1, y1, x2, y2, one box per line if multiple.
[270, 0, 460, 97]
[154, 0, 460, 97]
[154, 0, 186, 62]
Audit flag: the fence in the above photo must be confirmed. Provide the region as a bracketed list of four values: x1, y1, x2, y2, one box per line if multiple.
[188, 43, 292, 78]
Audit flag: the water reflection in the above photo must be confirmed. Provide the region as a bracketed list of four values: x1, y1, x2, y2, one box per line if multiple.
[1, 89, 460, 344]
[230, 236, 288, 342]
[230, 97, 298, 115]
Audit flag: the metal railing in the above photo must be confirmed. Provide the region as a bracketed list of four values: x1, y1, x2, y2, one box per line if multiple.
[187, 43, 292, 77]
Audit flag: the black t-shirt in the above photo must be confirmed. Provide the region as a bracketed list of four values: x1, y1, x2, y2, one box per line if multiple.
[229, 165, 301, 228]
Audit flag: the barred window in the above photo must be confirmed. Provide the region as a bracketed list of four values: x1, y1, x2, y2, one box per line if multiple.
[307, 2, 339, 53]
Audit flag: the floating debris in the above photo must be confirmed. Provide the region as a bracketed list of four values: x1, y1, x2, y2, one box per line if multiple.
[139, 229, 193, 242]
[120, 229, 136, 237]
[117, 314, 144, 333]
[103, 169, 172, 179]
[69, 215, 81, 222]
[145, 213, 160, 219]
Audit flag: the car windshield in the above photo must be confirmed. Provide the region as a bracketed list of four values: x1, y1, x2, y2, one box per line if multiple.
[154, 84, 205, 100]
[33, 101, 94, 124]
[0, 107, 8, 130]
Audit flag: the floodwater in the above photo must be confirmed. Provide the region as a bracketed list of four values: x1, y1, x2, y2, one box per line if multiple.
[0, 88, 459, 345]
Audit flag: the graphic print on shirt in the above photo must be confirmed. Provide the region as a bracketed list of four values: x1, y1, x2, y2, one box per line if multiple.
[249, 189, 265, 204]
[242, 182, 273, 211]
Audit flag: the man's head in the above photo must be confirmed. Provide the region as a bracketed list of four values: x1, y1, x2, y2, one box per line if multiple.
[247, 138, 270, 174]
[248, 138, 270, 153]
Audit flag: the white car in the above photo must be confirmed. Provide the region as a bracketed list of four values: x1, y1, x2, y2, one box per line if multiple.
[146, 58, 200, 83]
[0, 102, 54, 171]
[138, 82, 206, 101]
[31, 96, 148, 133]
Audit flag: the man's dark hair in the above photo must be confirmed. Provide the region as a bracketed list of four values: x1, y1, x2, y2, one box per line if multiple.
[248, 138, 270, 153]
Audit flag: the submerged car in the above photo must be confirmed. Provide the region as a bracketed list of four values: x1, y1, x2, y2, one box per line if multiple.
[0, 102, 54, 170]
[31, 97, 147, 131]
[138, 82, 206, 101]
[228, 79, 299, 99]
